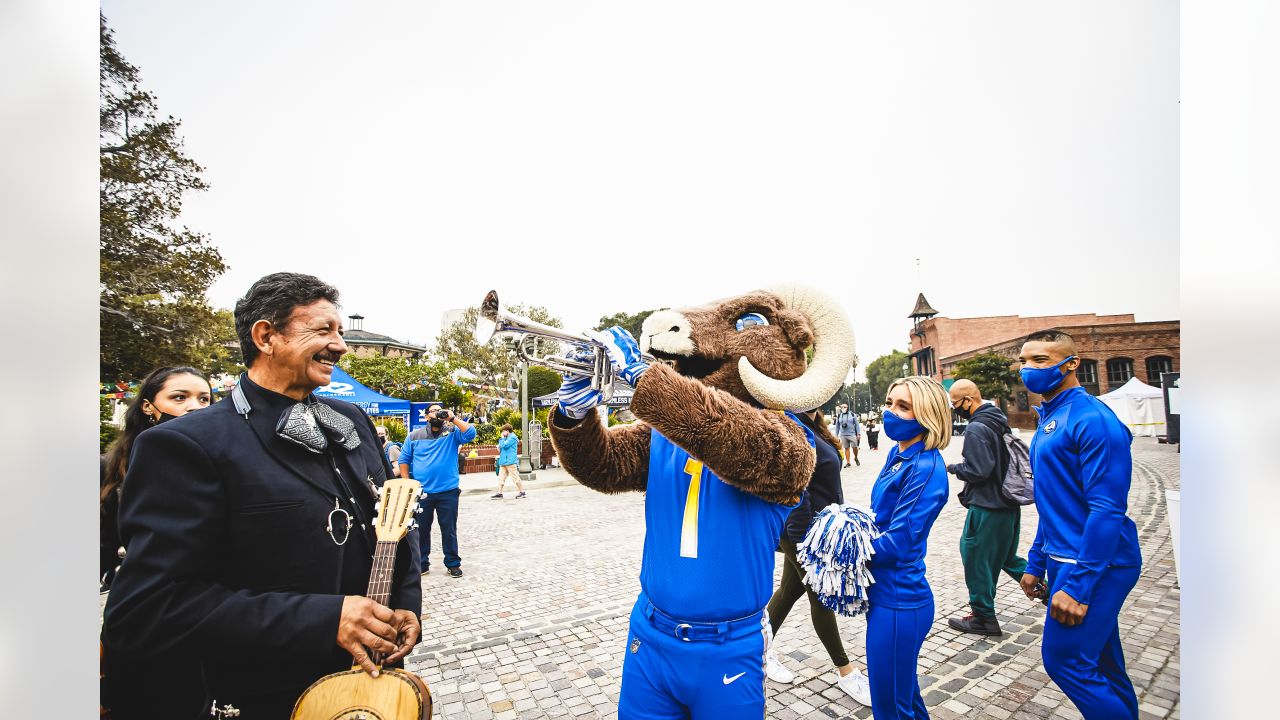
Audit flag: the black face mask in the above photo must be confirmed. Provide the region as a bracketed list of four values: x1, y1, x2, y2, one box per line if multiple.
[953, 400, 972, 421]
[154, 411, 182, 425]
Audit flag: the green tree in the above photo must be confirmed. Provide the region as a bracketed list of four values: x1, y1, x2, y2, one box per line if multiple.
[952, 352, 1020, 406]
[865, 350, 911, 405]
[820, 381, 872, 415]
[436, 303, 563, 390]
[99, 15, 229, 382]
[527, 365, 563, 399]
[594, 309, 662, 339]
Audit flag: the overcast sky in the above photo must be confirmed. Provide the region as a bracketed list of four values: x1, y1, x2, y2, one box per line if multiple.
[101, 1, 1177, 380]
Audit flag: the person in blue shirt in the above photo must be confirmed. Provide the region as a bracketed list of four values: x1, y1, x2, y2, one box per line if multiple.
[867, 375, 952, 720]
[491, 423, 525, 499]
[1016, 330, 1142, 720]
[399, 404, 477, 578]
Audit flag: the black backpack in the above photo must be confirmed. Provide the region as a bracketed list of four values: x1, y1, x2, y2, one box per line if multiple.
[968, 412, 1035, 506]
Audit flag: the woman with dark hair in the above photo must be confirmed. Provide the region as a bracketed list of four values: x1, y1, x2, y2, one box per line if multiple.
[100, 366, 212, 590]
[100, 366, 212, 720]
[764, 407, 872, 705]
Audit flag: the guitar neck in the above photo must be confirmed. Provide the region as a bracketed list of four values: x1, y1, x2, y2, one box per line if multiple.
[366, 540, 399, 606]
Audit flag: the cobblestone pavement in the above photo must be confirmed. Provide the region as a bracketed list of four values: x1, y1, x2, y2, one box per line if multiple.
[405, 436, 1180, 720]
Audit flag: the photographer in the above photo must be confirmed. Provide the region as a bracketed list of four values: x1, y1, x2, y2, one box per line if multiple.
[399, 405, 476, 578]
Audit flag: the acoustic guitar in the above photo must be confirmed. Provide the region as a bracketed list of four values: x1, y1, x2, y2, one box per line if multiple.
[292, 479, 432, 720]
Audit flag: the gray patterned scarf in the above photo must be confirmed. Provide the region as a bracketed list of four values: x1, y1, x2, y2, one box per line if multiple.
[275, 401, 362, 453]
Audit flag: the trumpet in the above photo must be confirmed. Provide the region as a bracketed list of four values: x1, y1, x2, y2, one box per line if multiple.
[473, 290, 656, 401]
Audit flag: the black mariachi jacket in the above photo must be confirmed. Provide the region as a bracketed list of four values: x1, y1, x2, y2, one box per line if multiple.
[101, 374, 421, 711]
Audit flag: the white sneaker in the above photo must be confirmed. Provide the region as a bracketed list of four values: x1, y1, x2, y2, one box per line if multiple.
[835, 668, 871, 706]
[764, 644, 794, 684]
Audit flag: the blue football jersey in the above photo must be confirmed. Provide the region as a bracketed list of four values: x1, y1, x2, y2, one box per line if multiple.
[638, 414, 810, 622]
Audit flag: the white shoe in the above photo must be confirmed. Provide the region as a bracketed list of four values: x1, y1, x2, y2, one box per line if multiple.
[835, 668, 871, 706]
[765, 644, 794, 684]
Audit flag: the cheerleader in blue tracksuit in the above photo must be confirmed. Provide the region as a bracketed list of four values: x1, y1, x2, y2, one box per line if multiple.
[866, 376, 952, 720]
[1018, 331, 1142, 720]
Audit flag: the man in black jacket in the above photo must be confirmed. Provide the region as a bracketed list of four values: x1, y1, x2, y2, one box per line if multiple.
[945, 379, 1028, 636]
[101, 273, 422, 718]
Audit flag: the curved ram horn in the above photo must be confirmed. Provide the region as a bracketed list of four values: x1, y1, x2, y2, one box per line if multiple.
[738, 284, 857, 411]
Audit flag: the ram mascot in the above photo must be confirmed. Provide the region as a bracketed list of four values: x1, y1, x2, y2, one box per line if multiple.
[549, 285, 855, 720]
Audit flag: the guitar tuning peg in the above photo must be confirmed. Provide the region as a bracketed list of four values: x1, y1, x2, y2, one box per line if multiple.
[374, 502, 382, 512]
[414, 507, 424, 514]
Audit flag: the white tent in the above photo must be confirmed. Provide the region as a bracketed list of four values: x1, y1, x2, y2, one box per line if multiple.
[1099, 377, 1166, 437]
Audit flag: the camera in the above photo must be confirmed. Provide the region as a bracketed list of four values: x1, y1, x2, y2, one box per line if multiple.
[432, 410, 451, 421]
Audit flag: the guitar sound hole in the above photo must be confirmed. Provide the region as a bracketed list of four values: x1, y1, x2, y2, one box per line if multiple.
[331, 709, 382, 720]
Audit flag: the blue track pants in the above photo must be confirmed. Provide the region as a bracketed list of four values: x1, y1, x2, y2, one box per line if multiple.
[866, 596, 934, 720]
[618, 594, 769, 720]
[1042, 559, 1140, 720]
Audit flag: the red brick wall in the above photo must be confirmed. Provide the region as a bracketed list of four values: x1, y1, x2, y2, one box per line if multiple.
[457, 440, 556, 474]
[911, 313, 1136, 377]
[939, 321, 1180, 429]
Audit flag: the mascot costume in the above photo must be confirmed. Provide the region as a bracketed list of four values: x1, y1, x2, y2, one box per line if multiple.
[549, 285, 855, 720]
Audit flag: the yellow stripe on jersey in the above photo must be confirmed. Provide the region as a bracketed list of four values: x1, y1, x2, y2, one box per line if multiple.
[680, 459, 704, 558]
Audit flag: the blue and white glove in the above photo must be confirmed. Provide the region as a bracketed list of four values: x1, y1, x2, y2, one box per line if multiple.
[586, 326, 650, 387]
[556, 349, 604, 420]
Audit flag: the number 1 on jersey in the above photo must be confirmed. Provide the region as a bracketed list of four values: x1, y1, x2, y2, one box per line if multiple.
[680, 459, 703, 558]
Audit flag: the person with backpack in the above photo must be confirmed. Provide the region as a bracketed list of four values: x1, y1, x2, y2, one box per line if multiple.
[945, 379, 1029, 636]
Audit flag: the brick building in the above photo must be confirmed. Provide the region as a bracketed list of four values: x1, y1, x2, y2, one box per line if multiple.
[906, 294, 1180, 428]
[343, 314, 428, 359]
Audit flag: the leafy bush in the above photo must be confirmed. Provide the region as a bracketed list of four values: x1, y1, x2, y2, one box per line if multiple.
[100, 397, 120, 453]
[490, 406, 521, 429]
[474, 423, 500, 445]
[376, 417, 408, 444]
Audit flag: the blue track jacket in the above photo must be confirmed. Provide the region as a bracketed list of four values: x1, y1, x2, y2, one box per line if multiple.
[868, 440, 950, 609]
[1026, 387, 1142, 605]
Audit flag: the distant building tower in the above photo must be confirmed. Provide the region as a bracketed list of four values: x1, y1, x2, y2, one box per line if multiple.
[908, 293, 940, 377]
[341, 314, 428, 359]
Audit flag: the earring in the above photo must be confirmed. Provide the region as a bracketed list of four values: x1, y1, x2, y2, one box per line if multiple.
[148, 413, 157, 425]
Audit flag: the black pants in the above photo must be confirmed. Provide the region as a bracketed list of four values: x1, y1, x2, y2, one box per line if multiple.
[867, 430, 879, 449]
[767, 539, 850, 667]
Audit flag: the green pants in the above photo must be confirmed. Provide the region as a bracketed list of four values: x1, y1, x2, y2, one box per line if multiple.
[959, 505, 1028, 618]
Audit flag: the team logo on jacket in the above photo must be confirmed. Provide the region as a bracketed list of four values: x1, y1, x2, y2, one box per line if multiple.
[629, 638, 641, 654]
[889, 461, 903, 474]
[1042, 420, 1057, 434]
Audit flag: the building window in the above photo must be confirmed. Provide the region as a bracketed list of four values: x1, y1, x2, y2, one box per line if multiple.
[1146, 356, 1174, 386]
[1077, 359, 1100, 395]
[1106, 357, 1134, 386]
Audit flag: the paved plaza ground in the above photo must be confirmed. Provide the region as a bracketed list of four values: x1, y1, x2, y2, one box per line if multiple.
[406, 435, 1181, 720]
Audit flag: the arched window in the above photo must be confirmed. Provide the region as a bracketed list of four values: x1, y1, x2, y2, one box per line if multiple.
[1077, 359, 1100, 394]
[1146, 356, 1174, 386]
[1106, 357, 1134, 386]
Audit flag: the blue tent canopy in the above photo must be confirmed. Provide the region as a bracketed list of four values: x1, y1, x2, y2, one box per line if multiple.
[314, 366, 411, 417]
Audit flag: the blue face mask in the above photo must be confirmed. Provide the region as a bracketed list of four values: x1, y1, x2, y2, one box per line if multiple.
[1020, 355, 1077, 395]
[882, 409, 925, 442]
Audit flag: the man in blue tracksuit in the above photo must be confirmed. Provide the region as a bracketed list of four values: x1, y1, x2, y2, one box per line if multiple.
[1017, 330, 1142, 720]
[399, 404, 477, 578]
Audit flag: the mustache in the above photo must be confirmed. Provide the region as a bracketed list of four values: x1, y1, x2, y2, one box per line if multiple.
[313, 351, 343, 363]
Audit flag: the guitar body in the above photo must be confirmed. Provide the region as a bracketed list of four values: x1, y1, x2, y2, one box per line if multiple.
[291, 667, 431, 720]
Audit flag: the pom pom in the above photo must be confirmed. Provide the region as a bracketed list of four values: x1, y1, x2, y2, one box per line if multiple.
[796, 503, 882, 617]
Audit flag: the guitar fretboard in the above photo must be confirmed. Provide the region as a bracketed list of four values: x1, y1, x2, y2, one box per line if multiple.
[366, 541, 399, 606]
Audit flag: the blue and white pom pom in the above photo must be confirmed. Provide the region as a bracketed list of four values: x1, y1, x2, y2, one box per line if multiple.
[797, 503, 882, 617]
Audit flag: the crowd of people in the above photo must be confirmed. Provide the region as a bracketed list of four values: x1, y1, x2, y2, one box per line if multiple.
[98, 272, 1144, 720]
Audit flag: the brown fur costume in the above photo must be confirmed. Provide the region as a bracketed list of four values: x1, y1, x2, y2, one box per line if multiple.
[550, 287, 856, 506]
